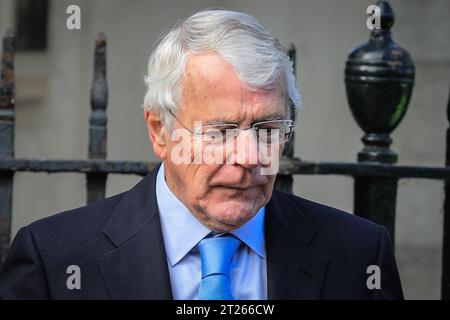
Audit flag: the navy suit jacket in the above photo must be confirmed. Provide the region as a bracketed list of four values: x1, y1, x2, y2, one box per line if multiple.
[0, 164, 403, 299]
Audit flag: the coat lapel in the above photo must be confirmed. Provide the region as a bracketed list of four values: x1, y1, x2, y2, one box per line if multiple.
[97, 164, 173, 299]
[265, 190, 329, 299]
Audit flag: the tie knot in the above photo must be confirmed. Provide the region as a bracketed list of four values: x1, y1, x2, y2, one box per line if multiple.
[198, 234, 241, 278]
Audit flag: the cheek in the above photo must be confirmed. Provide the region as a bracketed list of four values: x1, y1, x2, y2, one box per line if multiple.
[262, 177, 276, 197]
[193, 166, 222, 194]
[171, 163, 220, 198]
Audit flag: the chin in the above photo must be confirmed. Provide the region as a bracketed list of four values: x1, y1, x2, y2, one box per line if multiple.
[206, 200, 261, 230]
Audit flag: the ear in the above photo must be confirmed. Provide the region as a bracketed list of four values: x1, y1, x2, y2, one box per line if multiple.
[144, 111, 168, 160]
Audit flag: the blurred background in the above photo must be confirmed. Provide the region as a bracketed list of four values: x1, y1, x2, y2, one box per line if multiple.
[0, 0, 449, 299]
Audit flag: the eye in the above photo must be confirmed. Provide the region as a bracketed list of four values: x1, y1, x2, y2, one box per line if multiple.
[255, 122, 283, 131]
[203, 128, 223, 136]
[257, 124, 279, 130]
[203, 125, 237, 137]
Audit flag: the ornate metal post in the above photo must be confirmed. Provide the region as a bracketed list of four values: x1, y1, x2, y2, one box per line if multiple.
[0, 30, 15, 264]
[275, 44, 297, 193]
[87, 33, 108, 204]
[345, 1, 415, 242]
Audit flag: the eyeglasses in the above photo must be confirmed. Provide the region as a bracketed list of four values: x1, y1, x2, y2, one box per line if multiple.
[167, 110, 295, 145]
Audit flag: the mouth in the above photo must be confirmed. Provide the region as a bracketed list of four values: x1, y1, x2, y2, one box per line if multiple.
[213, 185, 261, 197]
[214, 184, 259, 190]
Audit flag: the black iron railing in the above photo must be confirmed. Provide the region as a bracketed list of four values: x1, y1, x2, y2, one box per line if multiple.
[0, 1, 449, 299]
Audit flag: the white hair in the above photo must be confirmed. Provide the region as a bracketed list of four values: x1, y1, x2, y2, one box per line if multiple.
[143, 8, 301, 129]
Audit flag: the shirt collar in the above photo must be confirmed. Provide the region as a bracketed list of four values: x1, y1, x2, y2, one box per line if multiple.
[156, 163, 266, 267]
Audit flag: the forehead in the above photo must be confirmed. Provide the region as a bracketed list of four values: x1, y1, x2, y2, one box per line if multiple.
[180, 52, 285, 118]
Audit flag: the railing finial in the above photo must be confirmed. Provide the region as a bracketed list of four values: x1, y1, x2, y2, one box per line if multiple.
[345, 0, 415, 164]
[87, 32, 108, 204]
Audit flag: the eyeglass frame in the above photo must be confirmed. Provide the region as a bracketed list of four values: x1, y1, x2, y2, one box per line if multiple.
[166, 109, 295, 145]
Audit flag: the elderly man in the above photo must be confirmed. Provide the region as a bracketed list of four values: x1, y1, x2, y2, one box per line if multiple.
[0, 9, 403, 300]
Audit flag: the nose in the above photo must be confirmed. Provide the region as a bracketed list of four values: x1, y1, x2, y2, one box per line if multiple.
[233, 129, 261, 169]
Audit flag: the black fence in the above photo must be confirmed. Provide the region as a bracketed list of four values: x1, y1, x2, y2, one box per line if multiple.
[1, 2, 450, 299]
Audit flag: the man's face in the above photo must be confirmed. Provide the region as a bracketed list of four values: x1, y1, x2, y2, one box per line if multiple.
[146, 52, 287, 232]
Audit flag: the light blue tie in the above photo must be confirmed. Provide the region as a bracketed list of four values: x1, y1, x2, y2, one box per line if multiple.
[198, 234, 241, 300]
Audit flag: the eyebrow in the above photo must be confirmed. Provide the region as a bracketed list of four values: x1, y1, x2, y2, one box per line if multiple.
[253, 113, 286, 123]
[202, 113, 287, 126]
[203, 119, 231, 126]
